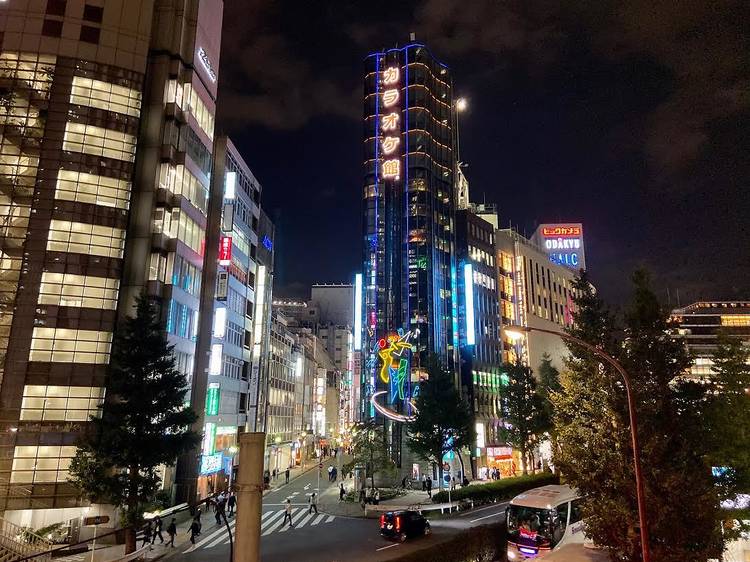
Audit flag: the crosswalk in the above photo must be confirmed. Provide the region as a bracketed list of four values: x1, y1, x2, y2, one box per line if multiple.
[185, 508, 336, 551]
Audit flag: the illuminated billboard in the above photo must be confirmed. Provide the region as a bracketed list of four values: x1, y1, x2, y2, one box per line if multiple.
[533, 223, 586, 270]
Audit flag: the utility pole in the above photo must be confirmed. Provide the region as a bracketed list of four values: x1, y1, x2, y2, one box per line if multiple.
[234, 432, 265, 562]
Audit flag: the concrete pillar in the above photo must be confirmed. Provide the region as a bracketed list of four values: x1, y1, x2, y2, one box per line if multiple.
[234, 432, 265, 562]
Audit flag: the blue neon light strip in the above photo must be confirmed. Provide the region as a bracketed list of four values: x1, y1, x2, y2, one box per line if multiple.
[354, 273, 363, 350]
[464, 263, 475, 345]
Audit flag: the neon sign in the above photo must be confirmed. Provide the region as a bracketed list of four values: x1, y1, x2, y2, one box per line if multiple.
[380, 66, 401, 181]
[369, 328, 419, 422]
[541, 225, 581, 237]
[197, 47, 217, 83]
[218, 236, 232, 265]
[535, 223, 585, 271]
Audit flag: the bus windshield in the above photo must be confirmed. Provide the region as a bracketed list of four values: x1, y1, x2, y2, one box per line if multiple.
[507, 505, 554, 548]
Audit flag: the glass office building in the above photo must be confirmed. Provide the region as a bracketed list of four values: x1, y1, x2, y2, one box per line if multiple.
[361, 43, 459, 469]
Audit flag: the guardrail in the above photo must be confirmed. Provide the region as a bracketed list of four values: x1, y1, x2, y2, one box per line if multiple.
[364, 501, 466, 515]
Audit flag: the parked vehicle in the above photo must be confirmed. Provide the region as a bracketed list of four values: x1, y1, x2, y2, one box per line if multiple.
[379, 510, 431, 542]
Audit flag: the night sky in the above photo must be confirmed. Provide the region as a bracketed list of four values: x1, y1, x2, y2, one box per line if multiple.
[216, 0, 749, 306]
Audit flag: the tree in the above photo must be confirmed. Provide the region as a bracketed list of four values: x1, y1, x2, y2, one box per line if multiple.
[703, 334, 750, 522]
[552, 270, 725, 561]
[408, 354, 474, 488]
[498, 362, 547, 475]
[343, 419, 395, 490]
[536, 353, 561, 436]
[69, 294, 200, 553]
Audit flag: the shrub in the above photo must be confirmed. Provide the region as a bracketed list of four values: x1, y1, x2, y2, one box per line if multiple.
[432, 471, 559, 506]
[391, 522, 505, 562]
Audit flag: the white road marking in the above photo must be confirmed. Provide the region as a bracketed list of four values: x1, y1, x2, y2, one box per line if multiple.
[376, 543, 400, 551]
[260, 510, 286, 530]
[192, 523, 231, 549]
[470, 510, 506, 523]
[262, 508, 300, 536]
[459, 502, 507, 516]
[310, 514, 325, 526]
[325, 515, 335, 523]
[294, 512, 316, 529]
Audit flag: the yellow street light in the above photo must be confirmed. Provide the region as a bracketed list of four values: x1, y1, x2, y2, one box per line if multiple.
[456, 97, 468, 112]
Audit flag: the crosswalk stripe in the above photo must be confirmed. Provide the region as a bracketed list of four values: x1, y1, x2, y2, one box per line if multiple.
[262, 508, 300, 536]
[192, 522, 231, 549]
[295, 512, 316, 529]
[310, 514, 325, 526]
[207, 530, 232, 549]
[325, 515, 335, 523]
[261, 511, 274, 520]
[260, 510, 286, 531]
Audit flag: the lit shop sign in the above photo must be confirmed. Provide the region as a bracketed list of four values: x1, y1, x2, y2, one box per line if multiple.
[202, 422, 217, 455]
[197, 47, 217, 83]
[205, 383, 220, 416]
[380, 65, 401, 180]
[262, 235, 273, 251]
[538, 223, 585, 269]
[218, 236, 232, 265]
[200, 453, 223, 475]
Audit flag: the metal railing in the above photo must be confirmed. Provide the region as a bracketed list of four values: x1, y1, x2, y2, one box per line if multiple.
[0, 517, 53, 561]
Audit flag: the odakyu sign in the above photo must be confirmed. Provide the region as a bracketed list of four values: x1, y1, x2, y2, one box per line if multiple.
[533, 223, 586, 271]
[369, 328, 419, 422]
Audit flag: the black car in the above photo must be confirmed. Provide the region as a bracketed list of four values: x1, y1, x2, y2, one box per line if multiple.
[379, 510, 431, 542]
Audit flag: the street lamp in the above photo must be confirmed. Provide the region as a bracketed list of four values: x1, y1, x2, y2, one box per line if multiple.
[455, 97, 468, 112]
[504, 325, 651, 562]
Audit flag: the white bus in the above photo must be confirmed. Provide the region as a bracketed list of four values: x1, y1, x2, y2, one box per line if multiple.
[506, 484, 586, 560]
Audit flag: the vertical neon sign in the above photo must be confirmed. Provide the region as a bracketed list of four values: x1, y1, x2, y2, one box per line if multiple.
[354, 273, 363, 351]
[464, 263, 475, 345]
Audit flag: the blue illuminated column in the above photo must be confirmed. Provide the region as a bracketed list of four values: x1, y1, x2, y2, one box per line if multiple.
[354, 273, 363, 351]
[464, 263, 475, 345]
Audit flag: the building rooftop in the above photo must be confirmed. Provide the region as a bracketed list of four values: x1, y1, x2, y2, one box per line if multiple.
[672, 301, 750, 315]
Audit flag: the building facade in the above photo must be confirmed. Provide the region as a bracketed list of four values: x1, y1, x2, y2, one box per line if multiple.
[0, 0, 223, 526]
[361, 43, 459, 472]
[200, 139, 272, 494]
[671, 301, 750, 379]
[496, 228, 578, 372]
[456, 208, 502, 477]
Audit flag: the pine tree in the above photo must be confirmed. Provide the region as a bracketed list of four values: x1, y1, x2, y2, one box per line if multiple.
[498, 362, 546, 474]
[343, 418, 395, 490]
[537, 352, 561, 435]
[408, 354, 474, 488]
[69, 293, 200, 553]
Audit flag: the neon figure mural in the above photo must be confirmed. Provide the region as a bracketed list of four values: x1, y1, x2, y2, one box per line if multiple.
[369, 328, 419, 422]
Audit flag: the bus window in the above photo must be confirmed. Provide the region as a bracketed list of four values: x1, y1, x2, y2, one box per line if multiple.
[570, 499, 584, 524]
[552, 502, 569, 545]
[507, 505, 553, 548]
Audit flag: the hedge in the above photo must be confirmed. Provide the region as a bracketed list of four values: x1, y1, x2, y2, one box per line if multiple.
[391, 522, 505, 562]
[432, 471, 559, 506]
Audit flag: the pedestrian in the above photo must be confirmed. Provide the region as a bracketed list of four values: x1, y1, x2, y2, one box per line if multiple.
[339, 483, 345, 501]
[141, 520, 152, 548]
[308, 492, 318, 514]
[401, 476, 407, 489]
[215, 497, 226, 526]
[166, 518, 177, 548]
[282, 498, 294, 527]
[426, 476, 432, 499]
[451, 476, 456, 491]
[422, 474, 426, 491]
[327, 465, 333, 482]
[151, 516, 164, 544]
[359, 487, 366, 507]
[374, 489, 380, 505]
[189, 516, 201, 544]
[285, 467, 290, 484]
[227, 492, 236, 517]
[332, 467, 337, 481]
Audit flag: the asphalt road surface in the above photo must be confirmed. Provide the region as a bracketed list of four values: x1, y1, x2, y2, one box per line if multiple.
[172, 461, 508, 562]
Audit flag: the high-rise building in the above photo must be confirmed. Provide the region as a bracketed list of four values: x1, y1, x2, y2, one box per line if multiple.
[671, 301, 750, 379]
[361, 42, 459, 473]
[311, 283, 353, 327]
[496, 228, 578, 371]
[200, 139, 272, 495]
[0, 0, 221, 526]
[456, 207, 503, 477]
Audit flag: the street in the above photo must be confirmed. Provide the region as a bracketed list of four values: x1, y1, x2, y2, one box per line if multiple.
[171, 460, 509, 562]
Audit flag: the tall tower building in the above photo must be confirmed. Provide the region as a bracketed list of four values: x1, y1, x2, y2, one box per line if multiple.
[0, 0, 222, 525]
[361, 43, 459, 470]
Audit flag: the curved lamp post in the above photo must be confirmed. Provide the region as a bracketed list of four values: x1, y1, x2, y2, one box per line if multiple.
[505, 325, 650, 562]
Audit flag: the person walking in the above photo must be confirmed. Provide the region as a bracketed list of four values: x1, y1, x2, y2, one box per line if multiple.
[285, 467, 290, 484]
[166, 518, 177, 547]
[215, 496, 226, 526]
[308, 492, 319, 514]
[282, 498, 294, 527]
[227, 492, 236, 517]
[339, 483, 345, 501]
[426, 476, 433, 499]
[327, 465, 333, 482]
[141, 521, 152, 548]
[189, 516, 201, 545]
[422, 473, 427, 491]
[151, 516, 164, 544]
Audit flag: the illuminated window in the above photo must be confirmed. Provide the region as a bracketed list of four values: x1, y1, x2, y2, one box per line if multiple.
[47, 219, 125, 258]
[153, 208, 205, 256]
[38, 272, 119, 309]
[721, 315, 750, 327]
[29, 328, 112, 364]
[158, 163, 208, 214]
[70, 76, 141, 117]
[184, 83, 215, 140]
[63, 122, 136, 162]
[55, 169, 130, 209]
[20, 384, 104, 422]
[11, 445, 80, 484]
